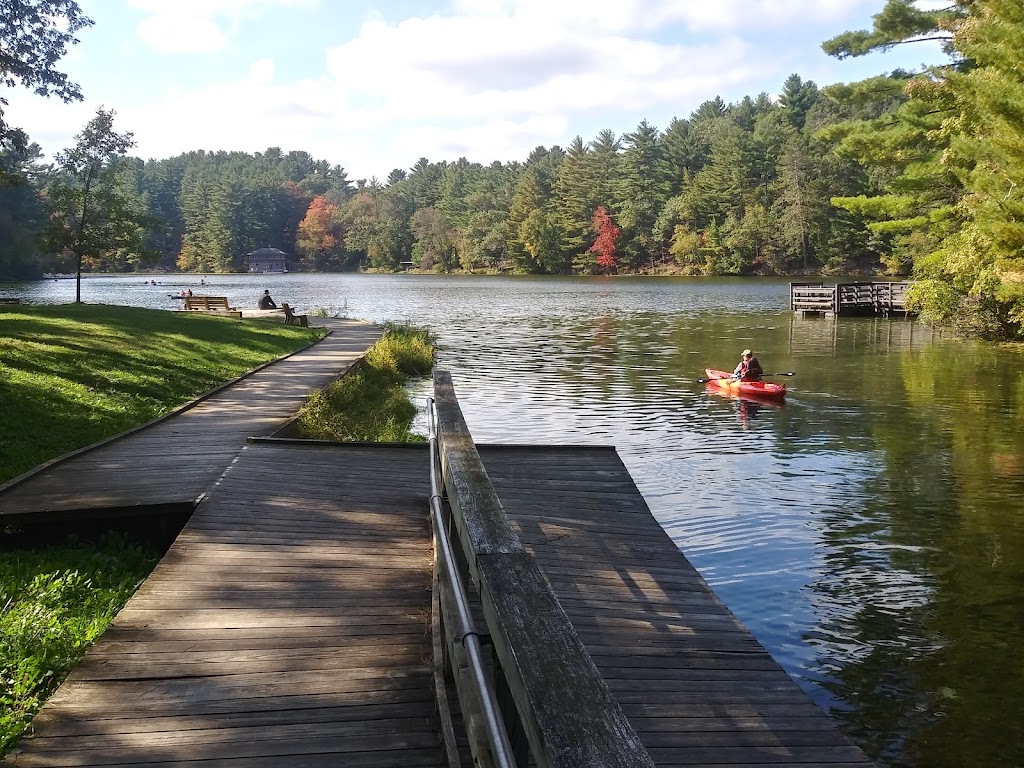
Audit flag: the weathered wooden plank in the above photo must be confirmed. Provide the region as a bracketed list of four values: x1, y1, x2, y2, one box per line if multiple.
[477, 444, 873, 767]
[9, 443, 446, 767]
[6, 752, 444, 768]
[49, 670, 434, 708]
[34, 690, 435, 725]
[32, 702, 444, 738]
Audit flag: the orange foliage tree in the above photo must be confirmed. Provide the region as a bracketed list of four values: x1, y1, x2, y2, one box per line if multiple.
[296, 195, 344, 270]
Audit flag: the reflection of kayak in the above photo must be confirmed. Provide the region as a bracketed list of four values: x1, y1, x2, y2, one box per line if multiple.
[704, 368, 786, 400]
[705, 382, 785, 409]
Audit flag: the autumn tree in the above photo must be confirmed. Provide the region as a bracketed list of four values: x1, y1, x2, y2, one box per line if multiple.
[44, 108, 152, 302]
[588, 206, 620, 273]
[296, 195, 345, 271]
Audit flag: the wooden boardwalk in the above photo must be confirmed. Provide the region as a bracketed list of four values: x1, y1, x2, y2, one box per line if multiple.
[0, 319, 381, 519]
[480, 445, 872, 767]
[5, 441, 443, 767]
[3, 418, 872, 762]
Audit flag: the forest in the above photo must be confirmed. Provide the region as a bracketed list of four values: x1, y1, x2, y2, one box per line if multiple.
[1, 0, 1023, 339]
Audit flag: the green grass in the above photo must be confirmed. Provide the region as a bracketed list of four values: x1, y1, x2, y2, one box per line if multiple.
[1, 534, 161, 754]
[296, 323, 435, 442]
[0, 304, 324, 484]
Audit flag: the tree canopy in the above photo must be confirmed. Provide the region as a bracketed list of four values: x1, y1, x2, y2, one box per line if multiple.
[0, 0, 92, 176]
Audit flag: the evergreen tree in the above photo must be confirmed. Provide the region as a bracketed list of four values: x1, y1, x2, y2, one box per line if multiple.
[0, 139, 46, 277]
[618, 120, 670, 269]
[780, 74, 820, 129]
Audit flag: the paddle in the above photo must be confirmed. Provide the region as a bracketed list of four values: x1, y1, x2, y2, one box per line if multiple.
[696, 372, 796, 384]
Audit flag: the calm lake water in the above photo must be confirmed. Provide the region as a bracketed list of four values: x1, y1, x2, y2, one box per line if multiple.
[5, 273, 1024, 767]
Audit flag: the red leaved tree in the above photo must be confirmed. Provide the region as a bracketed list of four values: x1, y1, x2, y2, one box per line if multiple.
[588, 205, 620, 272]
[296, 195, 344, 270]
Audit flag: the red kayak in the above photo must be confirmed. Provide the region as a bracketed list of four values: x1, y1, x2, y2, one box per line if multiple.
[704, 368, 786, 400]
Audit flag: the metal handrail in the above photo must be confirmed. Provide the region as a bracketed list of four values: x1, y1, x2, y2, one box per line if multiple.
[427, 396, 517, 768]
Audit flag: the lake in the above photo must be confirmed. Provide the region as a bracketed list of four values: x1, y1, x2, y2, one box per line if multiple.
[5, 273, 1024, 767]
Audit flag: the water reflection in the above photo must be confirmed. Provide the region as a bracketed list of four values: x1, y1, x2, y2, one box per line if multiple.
[4, 275, 1023, 767]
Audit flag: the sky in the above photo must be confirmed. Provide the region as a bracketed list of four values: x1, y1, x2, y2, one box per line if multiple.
[5, 0, 949, 181]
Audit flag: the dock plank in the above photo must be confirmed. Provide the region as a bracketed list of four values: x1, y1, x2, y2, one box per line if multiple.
[4, 443, 444, 768]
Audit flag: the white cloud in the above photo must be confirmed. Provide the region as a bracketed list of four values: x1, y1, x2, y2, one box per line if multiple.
[127, 0, 319, 53]
[6, 0, 908, 179]
[452, 0, 877, 32]
[324, 14, 755, 123]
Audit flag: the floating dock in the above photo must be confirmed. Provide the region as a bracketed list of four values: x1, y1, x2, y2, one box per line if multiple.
[791, 281, 911, 317]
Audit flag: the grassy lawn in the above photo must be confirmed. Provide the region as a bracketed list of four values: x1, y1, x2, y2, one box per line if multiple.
[0, 535, 161, 755]
[0, 304, 323, 485]
[296, 323, 435, 442]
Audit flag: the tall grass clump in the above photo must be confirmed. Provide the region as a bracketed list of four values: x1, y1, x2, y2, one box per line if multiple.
[0, 535, 160, 755]
[297, 323, 435, 442]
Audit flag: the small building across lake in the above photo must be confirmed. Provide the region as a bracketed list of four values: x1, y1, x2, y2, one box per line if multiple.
[245, 247, 291, 274]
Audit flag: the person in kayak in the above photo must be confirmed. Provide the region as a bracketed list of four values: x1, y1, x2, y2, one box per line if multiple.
[733, 349, 763, 381]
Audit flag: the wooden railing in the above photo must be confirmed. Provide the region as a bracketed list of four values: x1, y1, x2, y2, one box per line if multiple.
[791, 282, 836, 312]
[791, 282, 911, 315]
[431, 370, 655, 768]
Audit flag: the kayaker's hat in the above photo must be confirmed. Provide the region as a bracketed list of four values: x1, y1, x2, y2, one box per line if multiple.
[742, 349, 752, 357]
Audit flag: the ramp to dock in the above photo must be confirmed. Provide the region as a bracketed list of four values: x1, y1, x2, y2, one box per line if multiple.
[5, 441, 443, 768]
[0, 320, 381, 519]
[479, 445, 871, 767]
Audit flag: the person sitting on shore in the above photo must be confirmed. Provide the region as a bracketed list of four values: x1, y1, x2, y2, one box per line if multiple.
[258, 289, 278, 310]
[733, 349, 763, 381]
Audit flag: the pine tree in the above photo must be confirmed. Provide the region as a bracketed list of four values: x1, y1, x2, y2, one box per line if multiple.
[618, 120, 670, 269]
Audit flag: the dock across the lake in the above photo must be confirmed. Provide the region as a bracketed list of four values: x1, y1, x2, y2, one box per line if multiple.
[2, 359, 874, 765]
[791, 281, 911, 317]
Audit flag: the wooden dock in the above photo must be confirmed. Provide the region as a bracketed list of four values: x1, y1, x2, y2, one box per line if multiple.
[3, 362, 875, 767]
[481, 445, 871, 766]
[791, 281, 910, 317]
[0, 318, 381, 520]
[5, 441, 444, 767]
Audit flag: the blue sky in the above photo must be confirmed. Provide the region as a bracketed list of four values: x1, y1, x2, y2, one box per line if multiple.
[6, 0, 948, 180]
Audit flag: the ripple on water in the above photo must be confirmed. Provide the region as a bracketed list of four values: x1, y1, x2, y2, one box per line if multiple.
[10, 274, 1024, 767]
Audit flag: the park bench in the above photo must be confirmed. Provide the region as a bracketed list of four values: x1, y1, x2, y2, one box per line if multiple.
[282, 303, 308, 327]
[184, 295, 236, 312]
